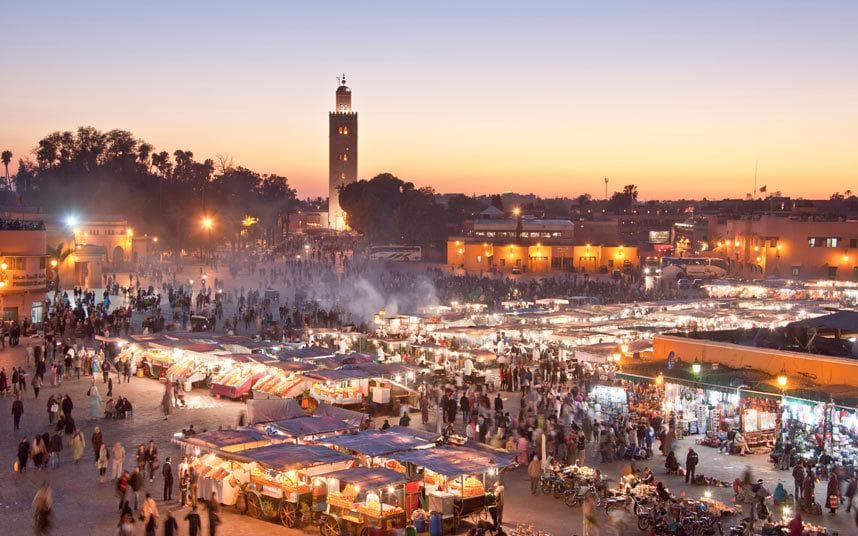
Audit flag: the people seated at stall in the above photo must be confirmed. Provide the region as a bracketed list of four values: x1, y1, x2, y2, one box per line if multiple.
[641, 467, 655, 485]
[655, 481, 673, 503]
[665, 451, 681, 475]
[717, 431, 731, 453]
[732, 431, 750, 456]
[115, 397, 132, 418]
[772, 482, 790, 505]
[104, 398, 116, 419]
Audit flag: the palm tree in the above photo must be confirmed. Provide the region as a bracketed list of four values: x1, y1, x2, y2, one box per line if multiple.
[1, 150, 12, 189]
[46, 242, 73, 289]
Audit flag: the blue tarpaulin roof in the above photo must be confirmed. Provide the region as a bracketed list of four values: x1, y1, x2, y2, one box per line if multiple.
[320, 467, 408, 489]
[269, 416, 353, 437]
[176, 429, 274, 452]
[306, 368, 374, 382]
[225, 443, 351, 470]
[322, 429, 433, 456]
[389, 445, 509, 477]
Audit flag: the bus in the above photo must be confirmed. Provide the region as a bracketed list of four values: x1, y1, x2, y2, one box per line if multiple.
[659, 256, 728, 278]
[368, 245, 423, 262]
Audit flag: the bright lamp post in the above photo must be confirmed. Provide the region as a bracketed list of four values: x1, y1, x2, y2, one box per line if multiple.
[200, 216, 214, 262]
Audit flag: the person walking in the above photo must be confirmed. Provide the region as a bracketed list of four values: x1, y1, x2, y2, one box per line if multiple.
[185, 505, 202, 536]
[827, 472, 840, 514]
[162, 456, 174, 501]
[12, 394, 24, 430]
[97, 442, 109, 483]
[528, 454, 541, 495]
[17, 436, 30, 473]
[179, 469, 191, 507]
[49, 431, 62, 468]
[89, 384, 102, 419]
[47, 395, 58, 425]
[792, 463, 805, 503]
[112, 441, 126, 480]
[146, 439, 159, 482]
[163, 510, 179, 536]
[142, 492, 159, 536]
[685, 447, 699, 483]
[92, 427, 104, 462]
[206, 500, 221, 536]
[71, 429, 85, 463]
[845, 475, 857, 513]
[32, 374, 42, 399]
[32, 482, 53, 536]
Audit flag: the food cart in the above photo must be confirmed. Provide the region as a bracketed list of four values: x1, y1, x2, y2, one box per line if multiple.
[319, 466, 408, 536]
[230, 444, 353, 527]
[305, 369, 371, 408]
[388, 444, 513, 528]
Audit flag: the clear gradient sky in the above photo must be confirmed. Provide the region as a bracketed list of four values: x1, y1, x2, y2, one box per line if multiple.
[2, 1, 856, 199]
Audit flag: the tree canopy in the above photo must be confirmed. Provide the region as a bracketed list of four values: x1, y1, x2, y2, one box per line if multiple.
[15, 126, 298, 252]
[339, 173, 447, 245]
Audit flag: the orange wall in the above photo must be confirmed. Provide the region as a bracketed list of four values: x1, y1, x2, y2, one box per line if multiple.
[710, 217, 857, 280]
[447, 240, 639, 274]
[653, 334, 858, 388]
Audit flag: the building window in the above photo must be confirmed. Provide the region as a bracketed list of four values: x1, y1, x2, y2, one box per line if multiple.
[809, 237, 840, 247]
[476, 255, 482, 264]
[338, 126, 349, 135]
[854, 267, 858, 281]
[39, 257, 46, 269]
[340, 172, 346, 180]
[851, 238, 857, 249]
[7, 257, 24, 270]
[791, 266, 801, 277]
[499, 259, 506, 267]
[828, 266, 838, 279]
[826, 237, 839, 248]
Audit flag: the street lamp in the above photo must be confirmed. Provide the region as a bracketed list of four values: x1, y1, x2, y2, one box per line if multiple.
[691, 360, 702, 375]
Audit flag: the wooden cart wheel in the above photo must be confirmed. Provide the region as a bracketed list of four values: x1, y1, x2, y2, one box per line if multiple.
[279, 501, 297, 527]
[246, 492, 262, 519]
[320, 515, 340, 536]
[234, 492, 247, 514]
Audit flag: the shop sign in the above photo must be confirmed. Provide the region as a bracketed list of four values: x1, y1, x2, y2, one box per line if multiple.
[9, 272, 47, 290]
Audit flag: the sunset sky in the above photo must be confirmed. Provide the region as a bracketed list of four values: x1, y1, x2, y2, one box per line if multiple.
[2, 1, 856, 200]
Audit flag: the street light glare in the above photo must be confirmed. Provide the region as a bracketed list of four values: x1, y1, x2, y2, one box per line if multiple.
[201, 216, 214, 230]
[65, 215, 79, 227]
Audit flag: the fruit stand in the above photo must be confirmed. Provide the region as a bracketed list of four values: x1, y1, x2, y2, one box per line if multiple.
[318, 467, 408, 536]
[230, 444, 353, 528]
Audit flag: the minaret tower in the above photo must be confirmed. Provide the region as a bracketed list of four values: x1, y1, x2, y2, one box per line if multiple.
[328, 74, 358, 230]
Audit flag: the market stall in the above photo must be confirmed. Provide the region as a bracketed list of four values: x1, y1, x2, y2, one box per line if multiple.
[388, 445, 511, 528]
[319, 467, 408, 536]
[229, 443, 354, 527]
[210, 357, 269, 399]
[251, 367, 308, 399]
[261, 415, 356, 443]
[781, 396, 858, 474]
[172, 428, 279, 457]
[305, 369, 371, 407]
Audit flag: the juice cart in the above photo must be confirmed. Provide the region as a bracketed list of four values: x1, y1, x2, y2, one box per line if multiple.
[318, 467, 408, 536]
